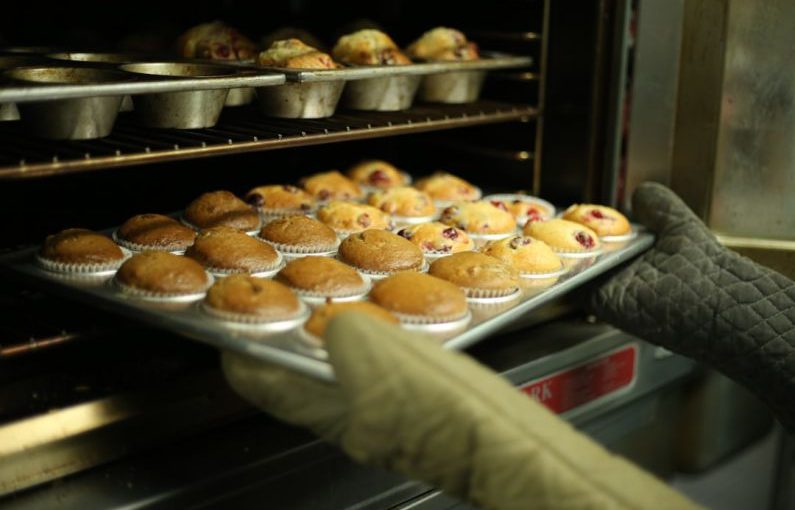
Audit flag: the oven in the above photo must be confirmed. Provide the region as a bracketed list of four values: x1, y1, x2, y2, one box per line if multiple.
[0, 1, 780, 509]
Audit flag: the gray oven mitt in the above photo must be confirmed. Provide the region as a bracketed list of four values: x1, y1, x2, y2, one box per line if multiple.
[223, 314, 700, 510]
[590, 183, 795, 431]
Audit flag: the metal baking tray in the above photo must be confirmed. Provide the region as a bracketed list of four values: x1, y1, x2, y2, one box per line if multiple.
[0, 228, 652, 382]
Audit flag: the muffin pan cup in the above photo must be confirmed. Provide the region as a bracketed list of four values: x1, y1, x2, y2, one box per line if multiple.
[417, 69, 487, 104]
[342, 74, 421, 112]
[256, 80, 345, 119]
[225, 87, 255, 106]
[199, 300, 310, 330]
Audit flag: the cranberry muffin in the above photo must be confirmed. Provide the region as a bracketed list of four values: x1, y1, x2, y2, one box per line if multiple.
[414, 172, 481, 203]
[184, 190, 260, 232]
[338, 229, 424, 275]
[369, 272, 469, 324]
[523, 219, 601, 254]
[562, 204, 632, 238]
[439, 201, 517, 236]
[332, 29, 411, 66]
[300, 170, 363, 202]
[347, 160, 408, 189]
[258, 39, 337, 69]
[185, 226, 282, 275]
[429, 251, 519, 298]
[39, 228, 125, 272]
[304, 301, 399, 339]
[177, 21, 257, 61]
[481, 235, 563, 275]
[276, 256, 368, 299]
[116, 213, 196, 252]
[204, 274, 303, 322]
[396, 222, 474, 256]
[258, 215, 339, 255]
[116, 251, 209, 297]
[407, 27, 479, 62]
[367, 186, 436, 219]
[316, 201, 391, 235]
[245, 185, 315, 218]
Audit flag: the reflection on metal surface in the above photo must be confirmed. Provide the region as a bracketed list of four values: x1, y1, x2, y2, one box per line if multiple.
[717, 233, 795, 279]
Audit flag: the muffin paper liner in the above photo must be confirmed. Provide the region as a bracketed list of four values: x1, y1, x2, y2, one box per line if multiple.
[553, 247, 603, 258]
[205, 253, 286, 279]
[291, 275, 372, 305]
[460, 285, 522, 300]
[112, 272, 214, 302]
[394, 309, 472, 333]
[36, 248, 132, 275]
[257, 208, 315, 225]
[180, 217, 261, 237]
[112, 230, 191, 255]
[199, 299, 310, 329]
[338, 257, 429, 280]
[390, 213, 439, 226]
[518, 264, 568, 279]
[259, 237, 340, 258]
[295, 327, 328, 356]
[600, 229, 637, 243]
[467, 230, 520, 243]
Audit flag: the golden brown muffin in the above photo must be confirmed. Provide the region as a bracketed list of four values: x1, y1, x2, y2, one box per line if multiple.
[481, 235, 563, 275]
[258, 215, 339, 253]
[276, 256, 367, 297]
[369, 272, 468, 321]
[523, 219, 601, 253]
[429, 251, 519, 297]
[562, 204, 632, 238]
[414, 172, 481, 202]
[367, 186, 436, 218]
[204, 274, 301, 320]
[245, 184, 316, 216]
[304, 302, 399, 338]
[396, 222, 474, 255]
[406, 27, 479, 62]
[316, 201, 391, 234]
[116, 251, 208, 295]
[184, 190, 260, 232]
[261, 27, 326, 53]
[177, 21, 257, 61]
[185, 226, 281, 273]
[332, 29, 411, 66]
[300, 170, 363, 201]
[117, 214, 196, 252]
[347, 160, 408, 189]
[339, 229, 424, 274]
[258, 39, 337, 69]
[40, 228, 125, 267]
[439, 201, 517, 235]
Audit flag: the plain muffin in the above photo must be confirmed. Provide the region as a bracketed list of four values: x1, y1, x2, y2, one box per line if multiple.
[117, 213, 196, 251]
[276, 256, 367, 297]
[116, 251, 208, 295]
[369, 272, 468, 321]
[429, 251, 519, 297]
[185, 226, 281, 273]
[40, 228, 124, 267]
[245, 185, 315, 216]
[184, 190, 260, 231]
[204, 274, 301, 320]
[258, 215, 339, 254]
[338, 229, 424, 274]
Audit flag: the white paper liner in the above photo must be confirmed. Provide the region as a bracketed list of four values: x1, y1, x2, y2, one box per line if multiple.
[112, 272, 214, 302]
[295, 327, 328, 357]
[460, 285, 521, 300]
[395, 309, 472, 333]
[600, 229, 637, 243]
[466, 287, 523, 304]
[180, 217, 261, 236]
[257, 207, 315, 225]
[340, 257, 429, 280]
[205, 253, 286, 279]
[200, 299, 310, 330]
[291, 274, 372, 305]
[467, 230, 520, 242]
[390, 213, 439, 226]
[258, 236, 340, 257]
[553, 247, 603, 259]
[112, 230, 191, 255]
[519, 265, 569, 279]
[36, 248, 131, 275]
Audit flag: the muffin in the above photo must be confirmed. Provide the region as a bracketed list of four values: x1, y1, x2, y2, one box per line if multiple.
[300, 171, 363, 201]
[116, 251, 209, 297]
[347, 160, 408, 189]
[39, 228, 125, 272]
[316, 201, 391, 235]
[332, 29, 411, 66]
[369, 272, 469, 324]
[177, 21, 257, 61]
[258, 39, 337, 69]
[562, 204, 632, 238]
[276, 256, 369, 300]
[245, 184, 316, 220]
[203, 274, 303, 323]
[429, 251, 519, 298]
[396, 222, 474, 256]
[485, 194, 555, 224]
[481, 235, 563, 276]
[414, 172, 481, 203]
[304, 301, 399, 339]
[184, 190, 260, 232]
[258, 215, 339, 256]
[523, 219, 601, 254]
[439, 201, 517, 236]
[338, 229, 424, 276]
[116, 213, 196, 252]
[185, 226, 282, 275]
[407, 27, 479, 62]
[367, 186, 435, 220]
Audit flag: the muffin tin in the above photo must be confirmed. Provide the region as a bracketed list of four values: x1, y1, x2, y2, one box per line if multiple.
[1, 218, 651, 382]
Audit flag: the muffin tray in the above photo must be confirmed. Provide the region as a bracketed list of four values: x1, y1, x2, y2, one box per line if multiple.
[0, 228, 653, 381]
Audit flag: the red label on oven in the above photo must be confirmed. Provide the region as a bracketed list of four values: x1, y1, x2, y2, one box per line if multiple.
[519, 344, 637, 414]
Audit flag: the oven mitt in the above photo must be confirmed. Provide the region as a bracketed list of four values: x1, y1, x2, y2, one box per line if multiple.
[222, 314, 700, 510]
[590, 182, 795, 431]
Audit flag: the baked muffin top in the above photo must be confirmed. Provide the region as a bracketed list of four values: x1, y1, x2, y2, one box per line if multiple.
[439, 201, 517, 235]
[414, 172, 481, 202]
[523, 219, 601, 253]
[316, 201, 391, 233]
[185, 226, 280, 272]
[258, 39, 337, 69]
[561, 204, 631, 237]
[407, 27, 479, 62]
[41, 228, 124, 265]
[276, 256, 366, 296]
[332, 29, 411, 66]
[367, 186, 436, 217]
[204, 274, 300, 319]
[338, 229, 424, 273]
[304, 301, 399, 338]
[347, 160, 407, 189]
[116, 251, 208, 294]
[300, 170, 363, 201]
[395, 222, 474, 255]
[369, 272, 468, 319]
[117, 213, 196, 251]
[177, 21, 257, 61]
[258, 215, 338, 250]
[490, 198, 554, 223]
[428, 251, 519, 291]
[481, 235, 562, 274]
[184, 190, 260, 231]
[245, 185, 315, 213]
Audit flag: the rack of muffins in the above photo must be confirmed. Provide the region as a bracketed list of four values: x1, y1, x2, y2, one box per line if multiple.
[0, 24, 532, 139]
[2, 160, 652, 378]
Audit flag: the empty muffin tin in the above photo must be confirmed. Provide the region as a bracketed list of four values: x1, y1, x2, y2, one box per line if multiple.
[256, 80, 345, 118]
[0, 54, 44, 121]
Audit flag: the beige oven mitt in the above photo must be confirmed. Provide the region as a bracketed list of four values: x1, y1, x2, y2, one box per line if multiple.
[223, 314, 700, 510]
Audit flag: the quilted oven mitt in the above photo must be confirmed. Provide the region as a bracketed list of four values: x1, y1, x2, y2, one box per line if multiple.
[223, 314, 700, 510]
[590, 183, 795, 431]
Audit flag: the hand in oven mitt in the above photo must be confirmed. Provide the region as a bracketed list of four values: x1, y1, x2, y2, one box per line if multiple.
[223, 314, 700, 510]
[590, 183, 795, 431]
